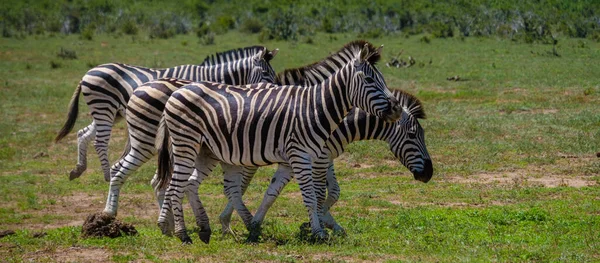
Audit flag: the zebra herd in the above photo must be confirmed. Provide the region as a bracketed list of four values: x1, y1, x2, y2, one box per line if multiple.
[55, 40, 433, 244]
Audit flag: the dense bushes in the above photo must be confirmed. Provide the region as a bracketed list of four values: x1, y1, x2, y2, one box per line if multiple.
[1, 0, 599, 42]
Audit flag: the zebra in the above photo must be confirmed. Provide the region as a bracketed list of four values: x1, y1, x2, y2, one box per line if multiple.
[54, 46, 278, 182]
[107, 43, 374, 242]
[217, 89, 432, 237]
[101, 49, 280, 225]
[155, 40, 403, 244]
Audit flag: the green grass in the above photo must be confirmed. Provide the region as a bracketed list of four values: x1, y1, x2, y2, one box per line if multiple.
[0, 32, 599, 262]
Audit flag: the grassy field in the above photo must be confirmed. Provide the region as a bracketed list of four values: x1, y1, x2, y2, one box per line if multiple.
[0, 32, 599, 262]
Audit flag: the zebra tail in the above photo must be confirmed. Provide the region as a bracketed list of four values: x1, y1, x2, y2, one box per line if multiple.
[155, 117, 173, 191]
[54, 82, 82, 143]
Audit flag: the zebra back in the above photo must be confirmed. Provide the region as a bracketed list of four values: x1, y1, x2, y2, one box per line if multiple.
[276, 40, 379, 86]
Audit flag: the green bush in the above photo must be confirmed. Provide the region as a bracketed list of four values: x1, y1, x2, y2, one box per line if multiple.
[212, 15, 235, 34]
[80, 25, 95, 41]
[196, 22, 210, 38]
[358, 28, 384, 39]
[149, 20, 176, 39]
[201, 32, 215, 45]
[121, 20, 138, 35]
[265, 8, 298, 41]
[240, 18, 263, 34]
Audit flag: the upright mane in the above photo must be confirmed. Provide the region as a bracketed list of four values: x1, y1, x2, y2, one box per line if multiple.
[392, 89, 426, 119]
[200, 46, 272, 66]
[276, 40, 381, 85]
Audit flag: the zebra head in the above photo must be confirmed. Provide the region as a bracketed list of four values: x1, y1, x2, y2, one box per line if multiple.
[349, 43, 403, 123]
[386, 90, 433, 183]
[248, 48, 279, 84]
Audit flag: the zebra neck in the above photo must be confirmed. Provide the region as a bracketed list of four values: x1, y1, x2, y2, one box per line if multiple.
[323, 109, 394, 158]
[290, 73, 352, 158]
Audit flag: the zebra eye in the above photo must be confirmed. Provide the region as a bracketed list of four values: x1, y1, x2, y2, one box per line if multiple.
[365, 77, 375, 84]
[406, 130, 415, 139]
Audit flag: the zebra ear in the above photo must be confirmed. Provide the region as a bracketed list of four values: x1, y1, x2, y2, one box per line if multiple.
[263, 48, 278, 62]
[359, 44, 370, 63]
[254, 49, 266, 61]
[375, 45, 384, 56]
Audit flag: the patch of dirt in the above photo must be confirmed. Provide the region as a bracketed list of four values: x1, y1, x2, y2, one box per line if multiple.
[25, 247, 110, 263]
[81, 212, 137, 238]
[444, 171, 596, 188]
[2, 192, 158, 231]
[388, 200, 509, 208]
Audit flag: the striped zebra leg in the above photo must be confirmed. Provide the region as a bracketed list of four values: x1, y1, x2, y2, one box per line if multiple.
[186, 154, 220, 244]
[222, 165, 256, 230]
[248, 164, 294, 241]
[91, 110, 120, 182]
[70, 122, 96, 180]
[159, 148, 197, 244]
[320, 162, 345, 235]
[219, 166, 258, 236]
[281, 150, 327, 241]
[102, 138, 154, 216]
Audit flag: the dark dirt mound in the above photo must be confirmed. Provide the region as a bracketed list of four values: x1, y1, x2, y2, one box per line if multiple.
[82, 212, 137, 238]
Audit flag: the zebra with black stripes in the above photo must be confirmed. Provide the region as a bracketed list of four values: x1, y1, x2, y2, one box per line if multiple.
[155, 41, 403, 244]
[101, 50, 279, 223]
[218, 89, 432, 237]
[106, 43, 371, 241]
[54, 46, 278, 181]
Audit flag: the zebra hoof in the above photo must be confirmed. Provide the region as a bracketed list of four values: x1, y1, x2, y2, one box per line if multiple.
[198, 229, 212, 244]
[103, 171, 111, 182]
[313, 230, 329, 243]
[246, 222, 262, 243]
[69, 165, 86, 180]
[177, 232, 193, 245]
[332, 225, 346, 237]
[158, 221, 172, 237]
[218, 214, 232, 235]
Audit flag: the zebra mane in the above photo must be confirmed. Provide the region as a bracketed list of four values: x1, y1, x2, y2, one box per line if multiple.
[200, 46, 272, 66]
[392, 89, 426, 119]
[276, 40, 381, 85]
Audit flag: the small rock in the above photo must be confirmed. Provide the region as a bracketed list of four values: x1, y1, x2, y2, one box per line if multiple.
[32, 232, 47, 238]
[596, 152, 600, 158]
[0, 230, 16, 238]
[33, 152, 47, 159]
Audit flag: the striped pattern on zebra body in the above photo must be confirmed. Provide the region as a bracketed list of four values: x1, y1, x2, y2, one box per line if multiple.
[54, 46, 278, 182]
[109, 43, 365, 240]
[218, 89, 433, 236]
[101, 48, 279, 222]
[155, 40, 403, 244]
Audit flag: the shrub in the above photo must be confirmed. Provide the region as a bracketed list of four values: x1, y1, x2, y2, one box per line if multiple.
[240, 18, 263, 34]
[265, 8, 298, 41]
[57, 47, 77, 60]
[358, 28, 383, 39]
[50, 60, 61, 69]
[149, 20, 176, 39]
[212, 15, 235, 34]
[80, 25, 95, 41]
[121, 20, 138, 35]
[201, 32, 215, 45]
[195, 22, 210, 38]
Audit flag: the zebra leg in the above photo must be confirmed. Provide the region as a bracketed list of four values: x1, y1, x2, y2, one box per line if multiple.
[247, 164, 293, 242]
[102, 146, 152, 216]
[321, 162, 345, 235]
[289, 153, 327, 241]
[92, 111, 118, 182]
[222, 165, 254, 229]
[152, 170, 174, 236]
[69, 122, 96, 180]
[158, 144, 198, 244]
[219, 166, 258, 236]
[186, 153, 218, 244]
